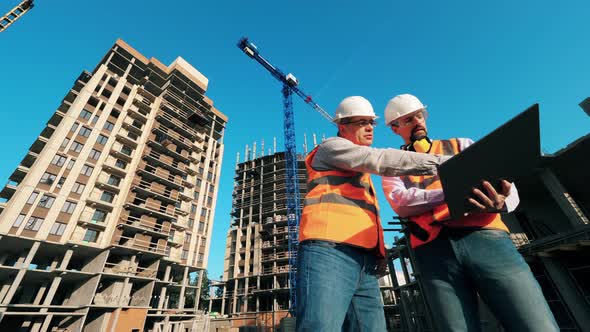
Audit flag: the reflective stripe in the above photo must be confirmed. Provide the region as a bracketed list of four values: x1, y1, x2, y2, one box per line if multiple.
[304, 193, 378, 216]
[307, 174, 370, 192]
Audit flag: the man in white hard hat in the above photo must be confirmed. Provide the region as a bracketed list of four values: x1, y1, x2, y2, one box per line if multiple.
[296, 96, 449, 331]
[381, 94, 558, 331]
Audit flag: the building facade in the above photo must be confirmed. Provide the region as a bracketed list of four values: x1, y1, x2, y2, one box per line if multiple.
[0, 39, 227, 331]
[210, 150, 306, 329]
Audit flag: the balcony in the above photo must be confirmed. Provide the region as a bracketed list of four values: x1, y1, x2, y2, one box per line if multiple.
[112, 235, 166, 255]
[103, 262, 157, 279]
[118, 215, 170, 238]
[132, 178, 179, 205]
[143, 148, 187, 176]
[124, 195, 177, 220]
[138, 162, 183, 189]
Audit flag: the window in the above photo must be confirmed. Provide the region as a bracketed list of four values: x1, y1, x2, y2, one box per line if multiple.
[70, 141, 84, 153]
[56, 176, 66, 188]
[188, 218, 194, 228]
[27, 191, 39, 204]
[49, 222, 67, 236]
[198, 222, 205, 232]
[91, 115, 99, 124]
[91, 209, 107, 223]
[60, 138, 70, 148]
[83, 229, 99, 242]
[66, 159, 76, 169]
[107, 175, 121, 186]
[193, 191, 199, 200]
[191, 204, 197, 213]
[181, 250, 189, 260]
[38, 195, 56, 208]
[200, 209, 207, 217]
[207, 197, 213, 206]
[115, 159, 127, 169]
[70, 122, 79, 132]
[169, 229, 176, 241]
[89, 149, 101, 160]
[165, 245, 171, 257]
[198, 253, 204, 262]
[96, 134, 108, 145]
[79, 126, 92, 137]
[131, 120, 143, 129]
[80, 109, 92, 120]
[24, 217, 44, 231]
[80, 164, 94, 176]
[196, 179, 202, 187]
[185, 233, 192, 243]
[100, 191, 115, 203]
[61, 201, 77, 214]
[13, 214, 26, 228]
[51, 155, 67, 167]
[121, 145, 132, 156]
[127, 131, 139, 141]
[71, 182, 85, 194]
[209, 185, 214, 193]
[103, 121, 114, 132]
[40, 172, 57, 185]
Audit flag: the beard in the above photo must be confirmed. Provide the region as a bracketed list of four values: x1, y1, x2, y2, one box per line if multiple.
[411, 127, 428, 141]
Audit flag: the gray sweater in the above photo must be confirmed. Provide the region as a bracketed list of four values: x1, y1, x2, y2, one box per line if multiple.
[312, 137, 448, 176]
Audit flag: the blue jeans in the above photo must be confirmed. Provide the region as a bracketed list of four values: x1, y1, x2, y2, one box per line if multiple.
[296, 240, 387, 332]
[414, 228, 559, 332]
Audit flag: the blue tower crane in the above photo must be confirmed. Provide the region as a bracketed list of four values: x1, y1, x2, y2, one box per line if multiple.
[237, 37, 333, 316]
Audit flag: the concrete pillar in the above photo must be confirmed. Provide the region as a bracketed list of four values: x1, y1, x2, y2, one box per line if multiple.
[42, 277, 62, 306]
[2, 241, 40, 304]
[194, 270, 204, 310]
[178, 266, 189, 309]
[221, 285, 227, 315]
[59, 249, 74, 270]
[38, 314, 53, 332]
[32, 282, 49, 305]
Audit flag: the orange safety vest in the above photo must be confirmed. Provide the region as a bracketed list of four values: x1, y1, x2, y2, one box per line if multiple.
[401, 139, 509, 248]
[300, 146, 386, 257]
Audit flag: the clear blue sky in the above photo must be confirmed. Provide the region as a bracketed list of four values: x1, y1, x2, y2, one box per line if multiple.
[1, 0, 589, 280]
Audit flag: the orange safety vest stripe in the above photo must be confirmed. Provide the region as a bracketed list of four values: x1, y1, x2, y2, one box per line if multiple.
[300, 146, 385, 257]
[400, 139, 508, 248]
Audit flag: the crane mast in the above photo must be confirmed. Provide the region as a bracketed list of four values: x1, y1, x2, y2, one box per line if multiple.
[0, 0, 34, 33]
[237, 37, 332, 316]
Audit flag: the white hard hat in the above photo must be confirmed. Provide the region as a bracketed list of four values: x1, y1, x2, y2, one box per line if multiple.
[384, 94, 427, 126]
[333, 96, 378, 123]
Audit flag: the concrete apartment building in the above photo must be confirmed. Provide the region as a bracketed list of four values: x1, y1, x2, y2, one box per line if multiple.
[0, 39, 227, 331]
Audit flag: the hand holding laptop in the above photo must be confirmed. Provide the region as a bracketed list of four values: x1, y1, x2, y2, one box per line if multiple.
[466, 179, 512, 214]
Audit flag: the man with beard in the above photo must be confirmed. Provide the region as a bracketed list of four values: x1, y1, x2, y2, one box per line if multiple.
[297, 96, 449, 331]
[381, 94, 558, 331]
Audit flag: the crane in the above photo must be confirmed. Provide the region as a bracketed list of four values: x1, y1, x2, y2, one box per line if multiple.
[237, 37, 333, 316]
[0, 0, 34, 33]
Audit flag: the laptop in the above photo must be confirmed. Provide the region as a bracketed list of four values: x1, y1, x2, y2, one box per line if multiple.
[438, 104, 541, 220]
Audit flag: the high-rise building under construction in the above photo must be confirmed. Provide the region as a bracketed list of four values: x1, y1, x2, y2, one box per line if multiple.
[0, 39, 227, 331]
[210, 148, 307, 328]
[209, 143, 396, 330]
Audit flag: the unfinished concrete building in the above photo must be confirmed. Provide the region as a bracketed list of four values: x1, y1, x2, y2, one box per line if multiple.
[211, 148, 306, 329]
[0, 39, 227, 331]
